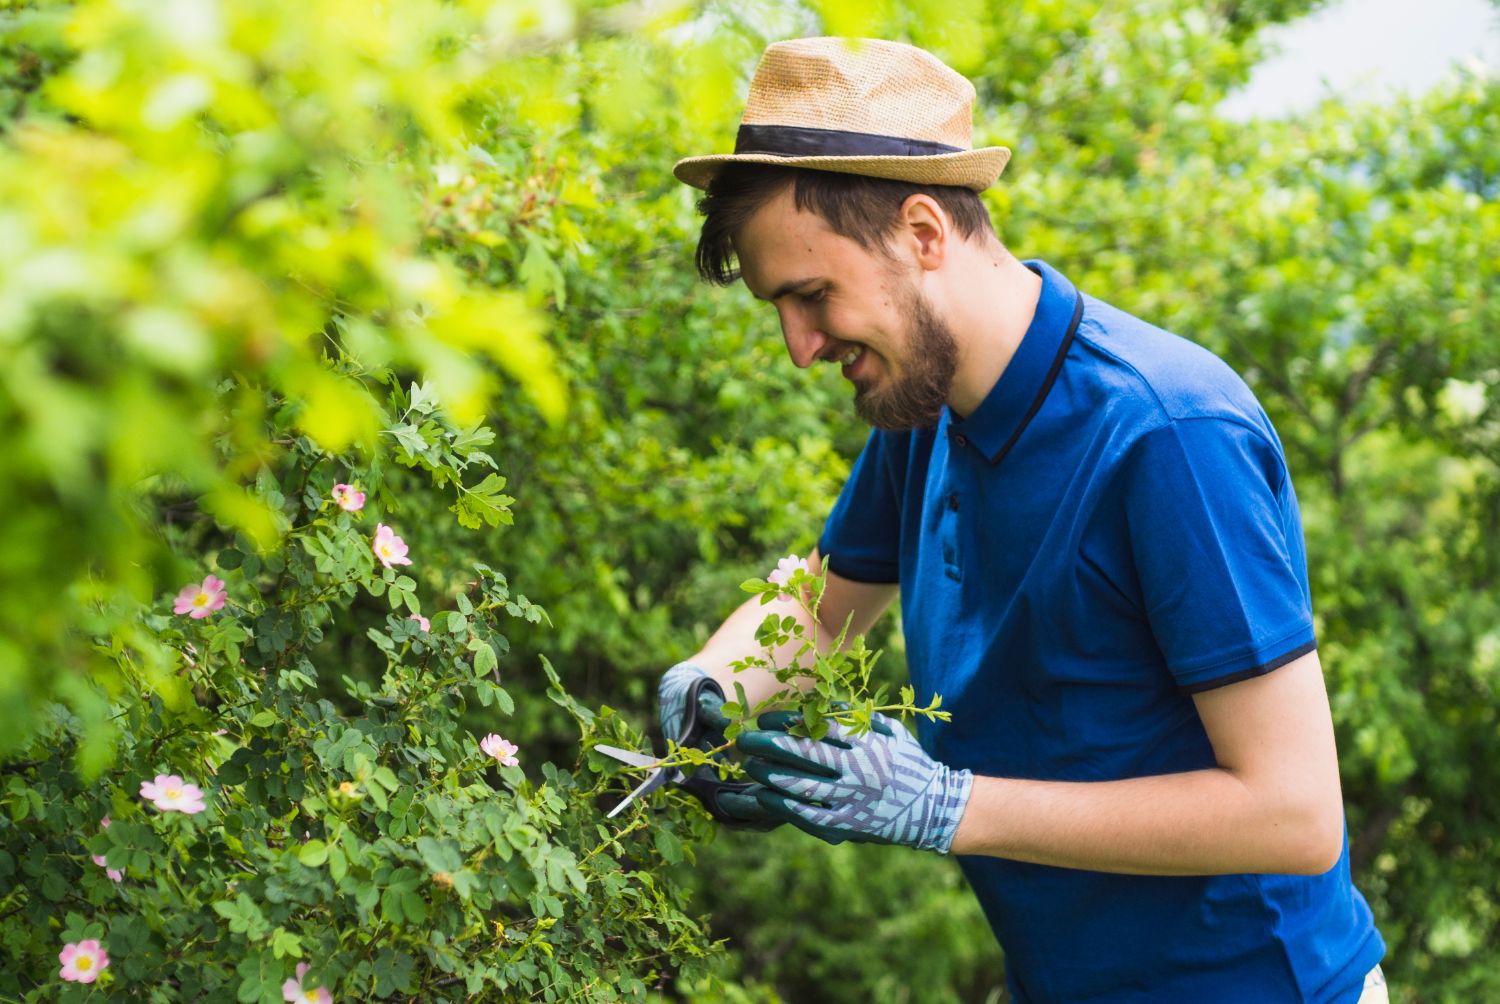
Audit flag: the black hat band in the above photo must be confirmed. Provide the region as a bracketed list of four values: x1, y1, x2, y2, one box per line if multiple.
[734, 123, 964, 159]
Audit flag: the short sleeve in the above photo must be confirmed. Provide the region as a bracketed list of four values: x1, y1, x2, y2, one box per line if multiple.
[1119, 418, 1316, 693]
[818, 430, 905, 584]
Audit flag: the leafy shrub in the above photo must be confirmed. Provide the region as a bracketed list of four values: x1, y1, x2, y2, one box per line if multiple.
[0, 377, 720, 1001]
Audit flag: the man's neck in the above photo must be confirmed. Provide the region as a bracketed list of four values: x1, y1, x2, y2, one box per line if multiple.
[943, 252, 1044, 419]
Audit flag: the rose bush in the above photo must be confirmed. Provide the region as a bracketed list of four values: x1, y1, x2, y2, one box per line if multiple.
[0, 376, 729, 1001]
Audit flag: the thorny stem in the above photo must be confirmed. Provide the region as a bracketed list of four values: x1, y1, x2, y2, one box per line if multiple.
[616, 697, 937, 779]
[644, 738, 734, 774]
[579, 815, 648, 865]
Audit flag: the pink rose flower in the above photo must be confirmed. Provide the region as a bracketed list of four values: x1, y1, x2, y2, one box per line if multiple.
[91, 854, 124, 882]
[59, 939, 109, 983]
[91, 815, 123, 878]
[371, 523, 412, 569]
[173, 575, 227, 619]
[767, 554, 811, 601]
[92, 815, 123, 878]
[282, 962, 333, 1004]
[479, 734, 519, 767]
[139, 774, 207, 814]
[331, 483, 366, 513]
[409, 614, 430, 632]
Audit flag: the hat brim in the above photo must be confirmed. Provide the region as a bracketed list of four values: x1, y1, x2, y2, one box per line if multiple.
[672, 146, 1010, 193]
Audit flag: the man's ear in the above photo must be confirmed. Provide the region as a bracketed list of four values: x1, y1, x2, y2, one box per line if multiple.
[898, 194, 949, 272]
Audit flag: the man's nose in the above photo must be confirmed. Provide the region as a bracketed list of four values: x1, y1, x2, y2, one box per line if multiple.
[777, 306, 828, 369]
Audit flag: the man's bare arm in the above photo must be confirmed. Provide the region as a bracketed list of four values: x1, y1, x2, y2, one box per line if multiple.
[948, 650, 1346, 875]
[689, 547, 899, 707]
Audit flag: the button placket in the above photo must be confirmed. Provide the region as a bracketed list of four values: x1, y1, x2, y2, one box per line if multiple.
[940, 481, 962, 582]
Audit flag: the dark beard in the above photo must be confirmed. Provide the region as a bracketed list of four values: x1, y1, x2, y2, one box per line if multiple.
[853, 288, 959, 432]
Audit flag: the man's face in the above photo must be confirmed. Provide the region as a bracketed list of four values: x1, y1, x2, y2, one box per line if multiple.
[734, 186, 959, 431]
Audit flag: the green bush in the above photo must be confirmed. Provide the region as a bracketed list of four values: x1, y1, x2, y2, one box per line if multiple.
[0, 376, 721, 1000]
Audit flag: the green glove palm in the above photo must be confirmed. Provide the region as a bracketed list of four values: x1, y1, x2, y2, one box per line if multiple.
[738, 710, 972, 853]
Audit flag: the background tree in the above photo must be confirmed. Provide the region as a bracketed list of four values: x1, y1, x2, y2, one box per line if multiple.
[3, 0, 1496, 999]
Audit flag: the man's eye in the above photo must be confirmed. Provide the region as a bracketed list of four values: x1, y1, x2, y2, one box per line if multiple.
[801, 289, 827, 304]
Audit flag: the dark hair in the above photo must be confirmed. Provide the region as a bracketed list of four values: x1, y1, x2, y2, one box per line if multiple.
[694, 163, 996, 285]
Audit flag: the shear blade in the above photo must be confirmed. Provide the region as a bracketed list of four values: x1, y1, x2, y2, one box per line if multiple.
[593, 743, 660, 768]
[606, 768, 670, 818]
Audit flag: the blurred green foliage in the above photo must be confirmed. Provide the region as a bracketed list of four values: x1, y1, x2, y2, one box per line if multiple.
[3, 0, 1498, 999]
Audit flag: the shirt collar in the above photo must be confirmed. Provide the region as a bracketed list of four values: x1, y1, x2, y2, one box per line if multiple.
[945, 259, 1082, 464]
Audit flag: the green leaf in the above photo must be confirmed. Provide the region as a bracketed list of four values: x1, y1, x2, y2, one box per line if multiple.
[387, 422, 427, 456]
[270, 927, 303, 960]
[451, 424, 495, 456]
[217, 547, 245, 570]
[249, 710, 277, 728]
[519, 231, 567, 308]
[298, 840, 329, 867]
[408, 380, 440, 415]
[236, 971, 264, 1004]
[451, 472, 515, 530]
[41, 870, 67, 900]
[803, 705, 828, 741]
[654, 827, 683, 864]
[400, 889, 428, 924]
[417, 835, 462, 873]
[380, 887, 403, 924]
[328, 845, 348, 882]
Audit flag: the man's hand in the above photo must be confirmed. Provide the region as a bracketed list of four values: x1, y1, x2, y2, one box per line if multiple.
[738, 711, 973, 853]
[657, 662, 722, 745]
[655, 662, 783, 831]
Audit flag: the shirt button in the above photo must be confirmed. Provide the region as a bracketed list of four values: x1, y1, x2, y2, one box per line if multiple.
[953, 433, 968, 448]
[948, 493, 960, 511]
[943, 545, 956, 563]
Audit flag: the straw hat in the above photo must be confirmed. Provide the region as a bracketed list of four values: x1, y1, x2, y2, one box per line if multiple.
[673, 37, 1010, 193]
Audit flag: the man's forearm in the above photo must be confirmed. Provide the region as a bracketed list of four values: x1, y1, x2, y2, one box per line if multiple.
[949, 767, 1344, 876]
[688, 593, 829, 707]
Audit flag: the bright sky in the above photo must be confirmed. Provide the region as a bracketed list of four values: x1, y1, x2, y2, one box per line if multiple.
[1219, 0, 1500, 119]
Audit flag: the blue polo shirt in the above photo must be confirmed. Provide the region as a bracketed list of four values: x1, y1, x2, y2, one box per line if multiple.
[818, 261, 1384, 1003]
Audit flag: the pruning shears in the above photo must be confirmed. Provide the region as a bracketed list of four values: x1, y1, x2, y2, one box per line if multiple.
[594, 673, 771, 827]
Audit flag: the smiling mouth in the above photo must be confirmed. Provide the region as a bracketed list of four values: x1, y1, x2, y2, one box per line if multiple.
[836, 346, 867, 379]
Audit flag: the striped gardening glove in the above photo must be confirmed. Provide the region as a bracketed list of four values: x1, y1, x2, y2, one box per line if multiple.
[738, 711, 973, 853]
[657, 662, 724, 747]
[655, 662, 783, 831]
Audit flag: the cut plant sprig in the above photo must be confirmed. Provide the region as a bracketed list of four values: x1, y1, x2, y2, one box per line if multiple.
[728, 554, 951, 743]
[609, 556, 950, 788]
[641, 680, 950, 778]
[621, 556, 951, 790]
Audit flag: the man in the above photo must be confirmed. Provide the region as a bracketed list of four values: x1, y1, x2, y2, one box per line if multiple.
[657, 37, 1386, 1003]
